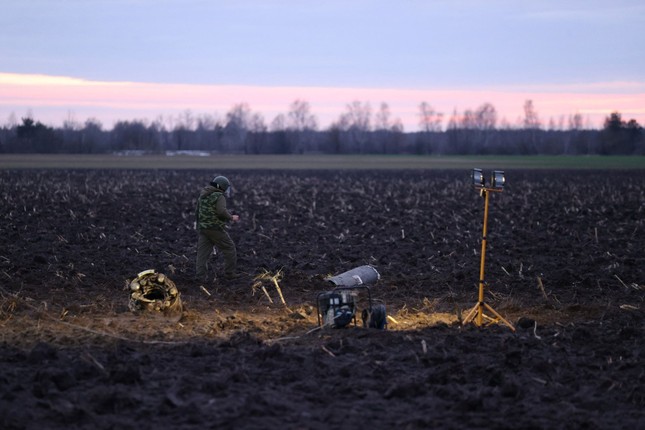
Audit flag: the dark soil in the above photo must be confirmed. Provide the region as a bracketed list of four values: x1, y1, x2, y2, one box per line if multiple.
[1, 168, 643, 429]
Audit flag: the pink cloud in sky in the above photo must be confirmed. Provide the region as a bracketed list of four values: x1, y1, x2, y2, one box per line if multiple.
[1, 73, 643, 131]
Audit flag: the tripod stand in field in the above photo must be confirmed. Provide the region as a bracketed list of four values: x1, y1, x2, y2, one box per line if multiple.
[463, 169, 515, 331]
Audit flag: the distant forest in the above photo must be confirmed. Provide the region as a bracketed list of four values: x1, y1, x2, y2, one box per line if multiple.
[1, 100, 643, 155]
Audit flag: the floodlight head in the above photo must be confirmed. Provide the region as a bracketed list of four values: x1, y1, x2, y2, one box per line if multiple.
[472, 168, 484, 188]
[491, 170, 505, 190]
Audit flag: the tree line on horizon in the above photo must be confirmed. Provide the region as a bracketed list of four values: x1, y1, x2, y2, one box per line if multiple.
[0, 100, 642, 156]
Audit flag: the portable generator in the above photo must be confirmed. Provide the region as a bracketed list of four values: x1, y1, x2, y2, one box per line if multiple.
[316, 265, 387, 329]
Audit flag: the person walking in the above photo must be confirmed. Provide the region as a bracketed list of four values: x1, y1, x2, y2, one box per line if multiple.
[195, 175, 240, 282]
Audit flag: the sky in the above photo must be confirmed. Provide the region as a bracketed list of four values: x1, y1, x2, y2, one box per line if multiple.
[1, 0, 644, 132]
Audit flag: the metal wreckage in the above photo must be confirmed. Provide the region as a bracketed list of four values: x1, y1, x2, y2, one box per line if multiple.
[128, 269, 183, 318]
[127, 265, 387, 330]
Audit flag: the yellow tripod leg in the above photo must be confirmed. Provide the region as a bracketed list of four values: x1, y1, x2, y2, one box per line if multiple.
[483, 302, 516, 331]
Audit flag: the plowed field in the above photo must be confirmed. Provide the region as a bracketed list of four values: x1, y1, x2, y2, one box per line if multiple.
[1, 169, 643, 429]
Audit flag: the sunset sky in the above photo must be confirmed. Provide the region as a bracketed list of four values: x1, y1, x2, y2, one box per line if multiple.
[1, 0, 644, 131]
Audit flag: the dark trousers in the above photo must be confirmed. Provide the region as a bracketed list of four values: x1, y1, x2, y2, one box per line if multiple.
[196, 228, 237, 279]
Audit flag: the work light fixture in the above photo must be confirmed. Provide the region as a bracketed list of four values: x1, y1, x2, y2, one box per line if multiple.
[472, 168, 484, 188]
[471, 168, 505, 191]
[463, 168, 514, 331]
[491, 170, 505, 190]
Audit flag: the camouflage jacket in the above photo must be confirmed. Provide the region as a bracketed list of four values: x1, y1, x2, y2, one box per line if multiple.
[196, 186, 233, 230]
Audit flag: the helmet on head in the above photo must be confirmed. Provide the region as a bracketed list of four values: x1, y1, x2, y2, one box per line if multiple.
[210, 175, 231, 196]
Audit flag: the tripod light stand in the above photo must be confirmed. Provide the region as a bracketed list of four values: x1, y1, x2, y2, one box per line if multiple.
[463, 169, 515, 331]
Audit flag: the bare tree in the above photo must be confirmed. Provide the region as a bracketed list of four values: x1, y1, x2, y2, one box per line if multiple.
[172, 110, 197, 151]
[270, 113, 289, 153]
[337, 101, 371, 153]
[375, 102, 391, 131]
[80, 118, 105, 153]
[375, 102, 405, 153]
[473, 103, 497, 152]
[563, 112, 585, 154]
[568, 113, 583, 131]
[415, 102, 443, 154]
[418, 102, 443, 132]
[196, 113, 219, 131]
[523, 100, 541, 129]
[246, 112, 266, 154]
[63, 111, 81, 131]
[287, 99, 317, 131]
[61, 111, 82, 152]
[195, 113, 221, 151]
[224, 103, 251, 152]
[387, 118, 406, 154]
[287, 99, 318, 153]
[521, 100, 542, 153]
[474, 103, 497, 130]
[270, 114, 286, 132]
[5, 112, 18, 129]
[179, 109, 195, 131]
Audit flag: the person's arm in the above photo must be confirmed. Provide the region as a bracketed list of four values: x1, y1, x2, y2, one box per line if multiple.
[215, 196, 240, 222]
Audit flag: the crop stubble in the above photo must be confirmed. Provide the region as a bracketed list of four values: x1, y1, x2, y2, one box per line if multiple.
[0, 169, 643, 429]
